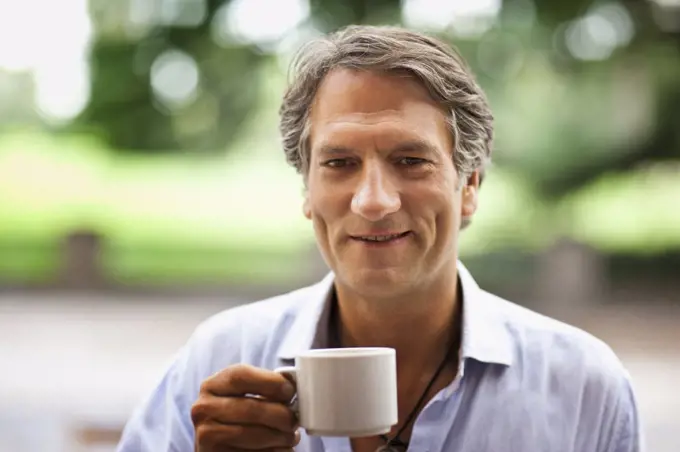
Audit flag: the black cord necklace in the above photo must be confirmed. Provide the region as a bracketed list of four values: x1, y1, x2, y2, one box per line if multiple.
[326, 289, 455, 452]
[375, 347, 451, 452]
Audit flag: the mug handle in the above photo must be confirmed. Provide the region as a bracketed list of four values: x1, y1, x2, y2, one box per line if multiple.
[275, 366, 299, 414]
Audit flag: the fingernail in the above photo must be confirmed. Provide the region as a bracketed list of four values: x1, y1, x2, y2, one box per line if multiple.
[282, 380, 296, 400]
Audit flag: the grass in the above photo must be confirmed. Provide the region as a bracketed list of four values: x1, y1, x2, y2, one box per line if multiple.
[0, 131, 678, 285]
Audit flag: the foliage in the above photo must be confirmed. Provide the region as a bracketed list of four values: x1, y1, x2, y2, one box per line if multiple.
[74, 0, 679, 199]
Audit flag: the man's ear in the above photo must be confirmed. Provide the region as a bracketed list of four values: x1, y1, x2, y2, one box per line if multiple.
[303, 189, 312, 220]
[461, 170, 480, 219]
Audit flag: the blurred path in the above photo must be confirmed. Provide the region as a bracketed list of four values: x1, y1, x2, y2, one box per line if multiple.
[0, 294, 678, 451]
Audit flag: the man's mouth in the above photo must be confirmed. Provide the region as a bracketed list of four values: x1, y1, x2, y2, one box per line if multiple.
[351, 231, 411, 243]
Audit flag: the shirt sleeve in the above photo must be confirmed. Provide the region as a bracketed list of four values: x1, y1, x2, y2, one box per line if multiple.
[607, 376, 645, 452]
[115, 336, 206, 452]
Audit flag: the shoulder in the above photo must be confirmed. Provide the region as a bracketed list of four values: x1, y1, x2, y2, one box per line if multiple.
[116, 283, 324, 451]
[195, 284, 314, 341]
[185, 281, 320, 372]
[483, 292, 642, 448]
[485, 291, 633, 393]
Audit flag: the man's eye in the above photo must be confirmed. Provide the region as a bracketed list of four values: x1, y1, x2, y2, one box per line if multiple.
[399, 157, 427, 166]
[322, 159, 351, 168]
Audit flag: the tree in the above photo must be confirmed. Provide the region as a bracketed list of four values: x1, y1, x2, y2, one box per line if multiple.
[77, 0, 680, 196]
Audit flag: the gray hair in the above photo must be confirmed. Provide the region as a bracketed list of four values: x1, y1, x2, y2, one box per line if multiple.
[279, 25, 494, 227]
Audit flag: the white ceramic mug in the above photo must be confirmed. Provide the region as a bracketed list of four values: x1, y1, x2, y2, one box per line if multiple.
[276, 347, 398, 437]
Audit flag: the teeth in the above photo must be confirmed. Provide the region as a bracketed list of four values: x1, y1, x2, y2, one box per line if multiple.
[362, 233, 403, 242]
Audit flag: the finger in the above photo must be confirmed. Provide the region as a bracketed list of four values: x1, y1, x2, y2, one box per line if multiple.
[195, 422, 297, 450]
[221, 449, 294, 452]
[192, 396, 298, 433]
[202, 364, 296, 403]
[198, 445, 294, 452]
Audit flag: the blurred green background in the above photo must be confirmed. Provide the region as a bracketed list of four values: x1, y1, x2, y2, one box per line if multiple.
[1, 1, 680, 451]
[0, 0, 678, 291]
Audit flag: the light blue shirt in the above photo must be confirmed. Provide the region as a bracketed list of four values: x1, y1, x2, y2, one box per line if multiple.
[117, 263, 644, 452]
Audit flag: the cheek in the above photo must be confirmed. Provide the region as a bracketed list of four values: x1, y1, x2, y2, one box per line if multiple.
[427, 185, 460, 241]
[433, 208, 454, 244]
[307, 177, 350, 219]
[306, 185, 346, 241]
[308, 190, 335, 221]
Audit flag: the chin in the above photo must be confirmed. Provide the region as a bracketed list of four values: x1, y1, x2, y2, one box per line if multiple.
[341, 266, 412, 298]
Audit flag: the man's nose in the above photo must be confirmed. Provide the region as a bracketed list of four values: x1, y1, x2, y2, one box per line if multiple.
[350, 162, 401, 222]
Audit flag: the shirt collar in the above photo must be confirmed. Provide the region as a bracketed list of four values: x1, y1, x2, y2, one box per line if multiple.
[457, 263, 513, 366]
[277, 261, 514, 367]
[277, 272, 335, 361]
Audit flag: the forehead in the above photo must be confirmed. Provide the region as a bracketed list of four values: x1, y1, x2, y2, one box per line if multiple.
[308, 68, 451, 151]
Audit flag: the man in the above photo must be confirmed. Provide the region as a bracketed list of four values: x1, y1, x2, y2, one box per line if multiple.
[117, 25, 643, 452]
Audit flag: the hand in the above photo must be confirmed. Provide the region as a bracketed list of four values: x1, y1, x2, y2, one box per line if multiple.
[191, 364, 300, 451]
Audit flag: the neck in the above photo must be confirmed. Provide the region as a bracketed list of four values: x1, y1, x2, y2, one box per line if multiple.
[332, 266, 462, 371]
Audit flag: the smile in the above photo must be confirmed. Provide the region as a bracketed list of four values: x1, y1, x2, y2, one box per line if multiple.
[351, 231, 411, 244]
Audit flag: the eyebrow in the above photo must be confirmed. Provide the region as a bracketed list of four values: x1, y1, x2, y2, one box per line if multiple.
[390, 139, 440, 155]
[316, 139, 440, 157]
[317, 144, 355, 156]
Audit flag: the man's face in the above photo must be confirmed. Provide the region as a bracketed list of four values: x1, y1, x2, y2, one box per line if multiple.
[304, 68, 479, 297]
